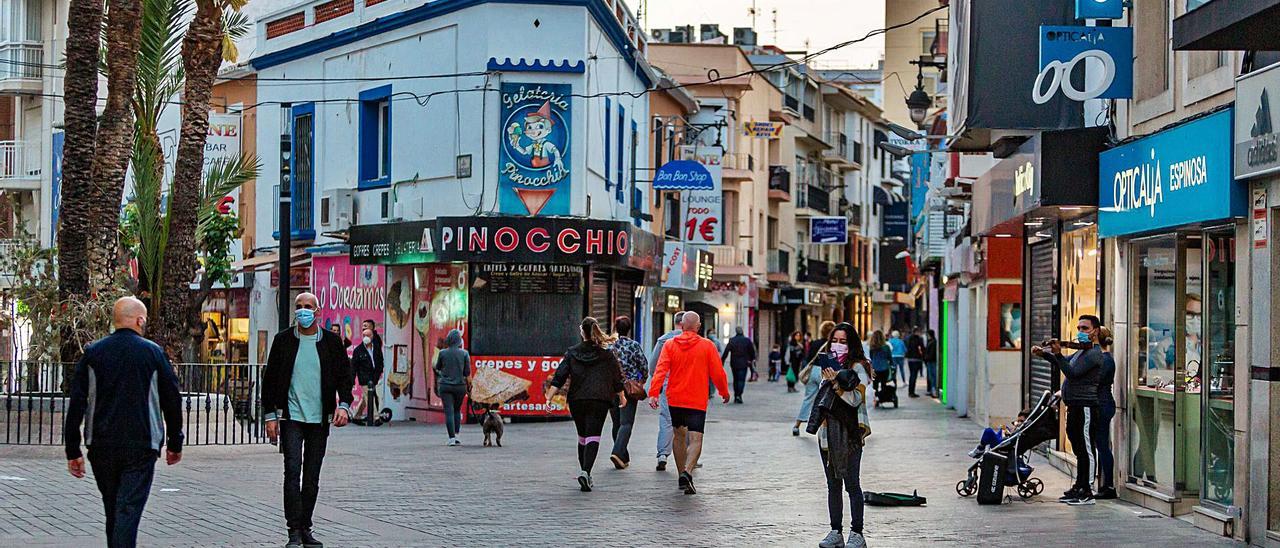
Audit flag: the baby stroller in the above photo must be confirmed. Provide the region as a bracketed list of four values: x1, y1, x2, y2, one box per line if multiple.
[956, 390, 1060, 503]
[872, 367, 898, 408]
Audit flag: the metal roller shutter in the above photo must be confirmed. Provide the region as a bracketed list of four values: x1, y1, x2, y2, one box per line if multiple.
[1026, 241, 1058, 406]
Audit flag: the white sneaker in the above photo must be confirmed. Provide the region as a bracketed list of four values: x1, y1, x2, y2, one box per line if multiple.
[846, 532, 866, 548]
[818, 530, 845, 548]
[447, 438, 460, 446]
[968, 447, 982, 458]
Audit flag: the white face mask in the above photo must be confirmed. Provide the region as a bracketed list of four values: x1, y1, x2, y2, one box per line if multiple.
[1186, 315, 1202, 337]
[362, 336, 372, 346]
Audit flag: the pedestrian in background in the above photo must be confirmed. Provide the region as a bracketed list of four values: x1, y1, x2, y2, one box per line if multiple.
[808, 321, 836, 366]
[1093, 326, 1118, 500]
[546, 317, 625, 492]
[262, 292, 354, 548]
[648, 311, 686, 471]
[809, 323, 871, 548]
[433, 329, 470, 446]
[768, 344, 782, 382]
[868, 330, 894, 405]
[649, 312, 731, 495]
[792, 346, 825, 437]
[722, 326, 756, 404]
[328, 323, 351, 351]
[905, 328, 925, 398]
[608, 316, 646, 469]
[888, 330, 907, 384]
[924, 329, 939, 398]
[351, 327, 384, 427]
[64, 297, 184, 548]
[785, 331, 806, 393]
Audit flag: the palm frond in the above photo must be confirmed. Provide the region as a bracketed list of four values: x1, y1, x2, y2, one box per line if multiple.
[135, 0, 193, 127]
[220, 10, 251, 62]
[127, 135, 169, 296]
[197, 154, 261, 240]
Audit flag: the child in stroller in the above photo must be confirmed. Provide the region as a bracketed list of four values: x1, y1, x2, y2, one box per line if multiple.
[957, 392, 1060, 501]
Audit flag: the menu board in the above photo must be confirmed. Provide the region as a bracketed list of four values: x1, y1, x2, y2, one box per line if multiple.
[472, 263, 582, 294]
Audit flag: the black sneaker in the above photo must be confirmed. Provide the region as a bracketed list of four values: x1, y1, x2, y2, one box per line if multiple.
[1067, 493, 1096, 506]
[682, 473, 697, 495]
[1058, 487, 1082, 502]
[656, 458, 668, 472]
[734, 397, 743, 404]
[299, 529, 324, 548]
[678, 472, 690, 491]
[286, 530, 303, 548]
[1096, 487, 1118, 500]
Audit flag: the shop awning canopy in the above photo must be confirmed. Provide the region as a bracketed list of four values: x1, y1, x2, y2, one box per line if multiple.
[873, 186, 906, 206]
[234, 249, 309, 272]
[1172, 0, 1280, 51]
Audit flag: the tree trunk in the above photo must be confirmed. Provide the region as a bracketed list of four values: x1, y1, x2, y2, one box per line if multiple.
[153, 0, 223, 360]
[56, 0, 103, 365]
[87, 0, 146, 290]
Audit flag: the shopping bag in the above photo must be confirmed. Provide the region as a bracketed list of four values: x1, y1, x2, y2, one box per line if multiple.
[785, 368, 798, 384]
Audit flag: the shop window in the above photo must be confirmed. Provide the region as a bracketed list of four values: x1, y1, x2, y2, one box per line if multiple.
[290, 103, 316, 240]
[358, 85, 392, 189]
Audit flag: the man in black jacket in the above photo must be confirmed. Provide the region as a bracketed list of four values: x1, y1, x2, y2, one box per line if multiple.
[65, 297, 184, 548]
[351, 326, 384, 427]
[1033, 314, 1104, 506]
[263, 292, 354, 548]
[722, 326, 756, 404]
[905, 328, 926, 398]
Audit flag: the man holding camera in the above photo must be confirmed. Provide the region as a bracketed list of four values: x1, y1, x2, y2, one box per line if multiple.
[1032, 314, 1103, 506]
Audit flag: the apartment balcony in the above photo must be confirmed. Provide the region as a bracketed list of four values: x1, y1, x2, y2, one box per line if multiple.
[796, 257, 831, 285]
[0, 141, 41, 189]
[722, 152, 754, 182]
[766, 249, 790, 283]
[0, 42, 42, 94]
[768, 166, 791, 202]
[822, 133, 854, 168]
[844, 202, 862, 231]
[795, 184, 831, 215]
[707, 244, 750, 277]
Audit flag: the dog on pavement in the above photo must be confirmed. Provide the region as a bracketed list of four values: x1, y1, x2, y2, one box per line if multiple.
[482, 406, 504, 447]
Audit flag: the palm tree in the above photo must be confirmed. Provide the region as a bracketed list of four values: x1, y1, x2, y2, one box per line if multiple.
[56, 0, 105, 363]
[153, 0, 252, 359]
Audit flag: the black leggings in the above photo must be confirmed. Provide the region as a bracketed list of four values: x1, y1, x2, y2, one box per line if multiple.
[569, 399, 612, 473]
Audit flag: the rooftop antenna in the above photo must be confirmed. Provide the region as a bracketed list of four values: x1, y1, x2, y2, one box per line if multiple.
[748, 0, 758, 30]
[771, 8, 779, 44]
[638, 0, 647, 31]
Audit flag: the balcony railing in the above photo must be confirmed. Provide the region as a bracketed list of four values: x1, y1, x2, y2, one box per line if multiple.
[0, 42, 41, 81]
[767, 249, 789, 275]
[722, 152, 754, 172]
[844, 202, 862, 225]
[797, 184, 831, 214]
[784, 94, 800, 112]
[707, 245, 748, 268]
[768, 166, 791, 195]
[0, 141, 39, 180]
[797, 257, 831, 285]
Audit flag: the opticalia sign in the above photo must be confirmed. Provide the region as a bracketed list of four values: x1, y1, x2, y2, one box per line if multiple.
[1075, 0, 1123, 20]
[1035, 26, 1133, 104]
[1099, 109, 1244, 238]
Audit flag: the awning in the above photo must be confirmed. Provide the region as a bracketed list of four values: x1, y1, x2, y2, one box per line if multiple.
[1172, 0, 1280, 51]
[873, 186, 906, 206]
[234, 249, 309, 272]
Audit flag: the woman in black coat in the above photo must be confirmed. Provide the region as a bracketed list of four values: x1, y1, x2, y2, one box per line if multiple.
[809, 323, 871, 548]
[545, 317, 626, 492]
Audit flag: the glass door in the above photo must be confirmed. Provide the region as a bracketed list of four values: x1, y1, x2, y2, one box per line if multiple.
[1129, 235, 1178, 493]
[1200, 227, 1235, 508]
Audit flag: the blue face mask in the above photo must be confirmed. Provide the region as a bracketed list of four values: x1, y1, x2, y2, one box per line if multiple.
[1076, 331, 1090, 344]
[295, 309, 316, 329]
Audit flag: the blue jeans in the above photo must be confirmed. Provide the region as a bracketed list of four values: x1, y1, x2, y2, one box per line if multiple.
[893, 357, 906, 381]
[88, 447, 157, 548]
[1093, 401, 1116, 489]
[656, 392, 672, 458]
[925, 361, 938, 395]
[610, 399, 638, 462]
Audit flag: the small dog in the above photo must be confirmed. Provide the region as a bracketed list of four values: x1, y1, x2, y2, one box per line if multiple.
[482, 407, 504, 447]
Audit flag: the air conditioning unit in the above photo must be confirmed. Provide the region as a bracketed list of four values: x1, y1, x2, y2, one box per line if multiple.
[320, 189, 354, 230]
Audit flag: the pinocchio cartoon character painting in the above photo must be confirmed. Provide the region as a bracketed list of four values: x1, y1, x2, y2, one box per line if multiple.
[507, 101, 564, 171]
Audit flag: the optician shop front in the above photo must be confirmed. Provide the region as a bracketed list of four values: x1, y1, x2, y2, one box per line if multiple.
[349, 216, 661, 421]
[1098, 108, 1250, 533]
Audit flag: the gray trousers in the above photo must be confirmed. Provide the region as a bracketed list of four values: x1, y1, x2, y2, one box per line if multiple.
[656, 392, 672, 459]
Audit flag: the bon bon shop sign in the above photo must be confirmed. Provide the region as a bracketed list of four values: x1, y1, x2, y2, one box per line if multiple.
[499, 83, 572, 216]
[471, 356, 569, 417]
[434, 216, 634, 266]
[1099, 109, 1244, 238]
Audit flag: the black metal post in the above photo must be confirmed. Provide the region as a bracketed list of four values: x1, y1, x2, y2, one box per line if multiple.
[277, 104, 293, 331]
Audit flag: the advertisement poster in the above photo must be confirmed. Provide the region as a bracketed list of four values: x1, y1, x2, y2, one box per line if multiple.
[411, 265, 469, 408]
[499, 83, 572, 216]
[471, 356, 569, 417]
[312, 255, 385, 416]
[680, 146, 724, 244]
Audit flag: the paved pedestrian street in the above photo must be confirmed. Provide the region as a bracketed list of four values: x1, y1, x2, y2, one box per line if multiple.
[0, 381, 1241, 547]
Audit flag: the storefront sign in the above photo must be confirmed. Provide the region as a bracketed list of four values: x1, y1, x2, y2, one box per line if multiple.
[680, 146, 724, 245]
[434, 216, 637, 267]
[882, 201, 910, 240]
[665, 293, 682, 311]
[471, 356, 569, 417]
[743, 120, 783, 138]
[499, 83, 572, 216]
[1099, 109, 1244, 238]
[974, 128, 1108, 235]
[1234, 62, 1280, 179]
[653, 159, 714, 190]
[1036, 26, 1133, 104]
[809, 217, 849, 244]
[471, 263, 582, 294]
[349, 220, 436, 265]
[1076, 0, 1123, 19]
[695, 249, 714, 291]
[1254, 187, 1268, 249]
[312, 255, 385, 341]
[662, 241, 696, 290]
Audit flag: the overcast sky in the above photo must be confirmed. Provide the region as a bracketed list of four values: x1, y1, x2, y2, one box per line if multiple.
[234, 0, 886, 69]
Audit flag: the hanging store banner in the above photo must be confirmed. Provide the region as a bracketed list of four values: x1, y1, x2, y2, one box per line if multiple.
[1234, 62, 1280, 179]
[809, 217, 849, 244]
[680, 146, 724, 245]
[1099, 109, 1243, 238]
[1036, 26, 1133, 105]
[499, 83, 572, 216]
[349, 220, 437, 265]
[662, 241, 696, 290]
[653, 159, 715, 190]
[743, 120, 783, 138]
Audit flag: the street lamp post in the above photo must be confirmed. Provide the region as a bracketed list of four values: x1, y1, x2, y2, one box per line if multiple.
[277, 104, 293, 331]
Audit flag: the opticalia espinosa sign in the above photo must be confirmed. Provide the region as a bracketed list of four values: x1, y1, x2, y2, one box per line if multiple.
[1035, 26, 1133, 104]
[1099, 109, 1244, 238]
[1235, 62, 1280, 179]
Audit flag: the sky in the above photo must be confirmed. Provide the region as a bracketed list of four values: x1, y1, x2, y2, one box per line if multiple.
[233, 0, 887, 70]
[642, 0, 886, 69]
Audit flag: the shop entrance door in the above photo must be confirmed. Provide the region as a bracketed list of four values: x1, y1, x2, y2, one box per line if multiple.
[1200, 227, 1235, 509]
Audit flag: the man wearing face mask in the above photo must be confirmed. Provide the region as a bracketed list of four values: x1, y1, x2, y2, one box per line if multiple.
[262, 292, 355, 548]
[351, 327, 384, 427]
[1032, 314, 1104, 506]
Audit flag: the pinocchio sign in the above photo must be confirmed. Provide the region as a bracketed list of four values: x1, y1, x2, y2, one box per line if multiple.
[434, 216, 633, 266]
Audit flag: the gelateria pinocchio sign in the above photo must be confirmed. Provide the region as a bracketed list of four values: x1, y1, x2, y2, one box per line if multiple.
[433, 216, 641, 267]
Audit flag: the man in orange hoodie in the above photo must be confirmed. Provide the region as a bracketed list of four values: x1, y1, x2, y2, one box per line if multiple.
[649, 311, 730, 494]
